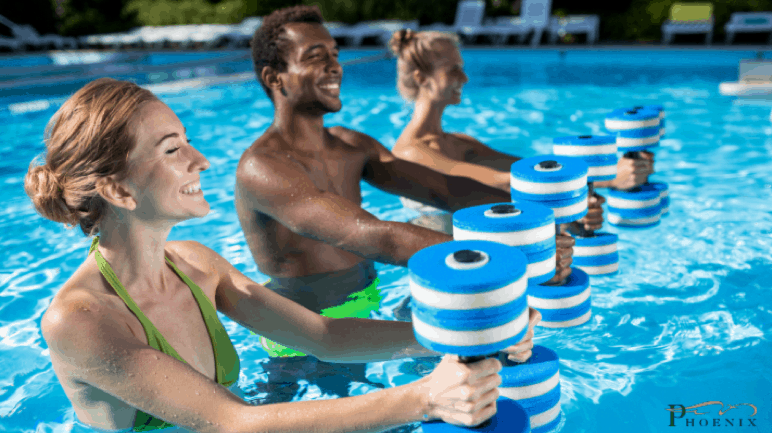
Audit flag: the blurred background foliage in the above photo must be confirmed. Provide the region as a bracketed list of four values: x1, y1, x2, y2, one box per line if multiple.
[1, 0, 771, 42]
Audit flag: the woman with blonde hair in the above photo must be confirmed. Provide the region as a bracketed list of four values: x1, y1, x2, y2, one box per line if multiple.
[387, 29, 652, 238]
[26, 77, 537, 432]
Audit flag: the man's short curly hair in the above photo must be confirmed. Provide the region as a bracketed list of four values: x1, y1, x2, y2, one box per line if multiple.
[251, 5, 325, 100]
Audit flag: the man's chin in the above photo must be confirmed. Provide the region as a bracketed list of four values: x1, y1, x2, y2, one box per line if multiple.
[323, 100, 343, 113]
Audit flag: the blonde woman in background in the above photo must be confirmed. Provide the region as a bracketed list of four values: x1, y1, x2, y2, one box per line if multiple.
[387, 29, 653, 238]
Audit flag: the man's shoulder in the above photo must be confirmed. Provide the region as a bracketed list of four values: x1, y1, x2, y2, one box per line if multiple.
[236, 132, 296, 180]
[328, 126, 379, 150]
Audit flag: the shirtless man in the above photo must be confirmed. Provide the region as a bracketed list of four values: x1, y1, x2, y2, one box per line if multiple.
[235, 6, 561, 357]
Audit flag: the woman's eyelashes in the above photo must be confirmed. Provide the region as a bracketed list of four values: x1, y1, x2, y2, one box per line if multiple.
[165, 139, 193, 155]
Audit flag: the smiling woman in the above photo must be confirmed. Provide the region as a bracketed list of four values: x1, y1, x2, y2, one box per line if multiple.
[21, 76, 523, 433]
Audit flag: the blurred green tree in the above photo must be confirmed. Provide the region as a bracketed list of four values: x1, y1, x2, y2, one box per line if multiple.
[56, 0, 138, 36]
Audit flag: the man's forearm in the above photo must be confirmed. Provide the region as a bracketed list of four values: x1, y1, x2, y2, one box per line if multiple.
[320, 318, 442, 363]
[339, 218, 451, 267]
[445, 174, 512, 211]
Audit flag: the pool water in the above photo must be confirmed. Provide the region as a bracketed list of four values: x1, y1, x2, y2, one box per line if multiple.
[1, 49, 772, 433]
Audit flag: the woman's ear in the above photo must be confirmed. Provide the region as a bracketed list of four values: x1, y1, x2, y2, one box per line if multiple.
[261, 66, 285, 97]
[96, 177, 137, 211]
[413, 69, 428, 87]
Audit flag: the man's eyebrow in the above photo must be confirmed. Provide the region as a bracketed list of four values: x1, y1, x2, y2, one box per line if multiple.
[155, 127, 187, 146]
[302, 43, 338, 56]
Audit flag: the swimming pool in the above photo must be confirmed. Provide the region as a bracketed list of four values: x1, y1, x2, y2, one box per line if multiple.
[1, 48, 771, 433]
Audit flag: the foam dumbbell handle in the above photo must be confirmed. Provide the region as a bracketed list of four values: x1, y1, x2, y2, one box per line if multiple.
[452, 250, 498, 365]
[572, 182, 596, 238]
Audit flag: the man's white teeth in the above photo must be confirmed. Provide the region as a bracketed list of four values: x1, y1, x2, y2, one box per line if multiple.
[182, 182, 201, 194]
[320, 83, 340, 89]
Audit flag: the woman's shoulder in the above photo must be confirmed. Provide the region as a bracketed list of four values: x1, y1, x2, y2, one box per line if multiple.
[42, 270, 131, 360]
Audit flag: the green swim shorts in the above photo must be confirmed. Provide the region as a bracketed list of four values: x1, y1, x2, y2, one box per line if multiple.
[254, 276, 382, 358]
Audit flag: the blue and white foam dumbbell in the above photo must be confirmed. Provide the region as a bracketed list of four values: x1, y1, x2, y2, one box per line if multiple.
[516, 190, 589, 225]
[528, 267, 592, 328]
[630, 104, 665, 137]
[606, 186, 662, 228]
[553, 135, 618, 183]
[604, 108, 661, 152]
[453, 202, 556, 285]
[607, 187, 662, 228]
[572, 232, 619, 275]
[410, 240, 533, 433]
[499, 346, 562, 433]
[641, 181, 669, 216]
[510, 155, 589, 201]
[552, 135, 619, 275]
[607, 206, 661, 228]
[409, 240, 530, 357]
[510, 156, 589, 224]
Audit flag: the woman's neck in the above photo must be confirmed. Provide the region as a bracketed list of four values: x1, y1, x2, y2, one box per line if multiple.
[95, 214, 175, 297]
[408, 96, 447, 137]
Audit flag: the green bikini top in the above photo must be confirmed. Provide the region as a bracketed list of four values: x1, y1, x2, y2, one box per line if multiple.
[89, 237, 240, 431]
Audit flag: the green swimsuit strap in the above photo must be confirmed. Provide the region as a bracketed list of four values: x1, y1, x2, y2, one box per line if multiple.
[88, 237, 186, 363]
[162, 258, 240, 387]
[88, 237, 240, 431]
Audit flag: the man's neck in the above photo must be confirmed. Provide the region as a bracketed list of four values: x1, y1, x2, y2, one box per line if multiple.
[272, 103, 328, 153]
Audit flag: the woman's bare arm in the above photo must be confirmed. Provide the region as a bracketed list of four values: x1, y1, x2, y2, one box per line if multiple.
[42, 290, 430, 433]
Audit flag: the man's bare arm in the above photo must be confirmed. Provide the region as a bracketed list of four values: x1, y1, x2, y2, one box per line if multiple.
[235, 150, 451, 267]
[331, 128, 511, 211]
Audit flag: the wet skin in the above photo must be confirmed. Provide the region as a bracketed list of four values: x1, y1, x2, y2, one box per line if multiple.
[235, 22, 512, 298]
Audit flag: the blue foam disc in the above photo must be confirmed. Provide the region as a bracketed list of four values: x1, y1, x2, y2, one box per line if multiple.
[408, 240, 528, 294]
[607, 187, 661, 210]
[610, 126, 660, 139]
[532, 412, 562, 433]
[573, 232, 618, 249]
[499, 345, 559, 388]
[607, 205, 661, 219]
[421, 397, 532, 433]
[412, 296, 529, 331]
[572, 251, 619, 267]
[604, 107, 660, 131]
[409, 240, 530, 357]
[524, 246, 557, 285]
[528, 268, 592, 328]
[513, 186, 588, 225]
[453, 202, 555, 252]
[607, 205, 661, 228]
[573, 253, 619, 276]
[510, 155, 588, 201]
[629, 104, 664, 117]
[511, 386, 561, 420]
[498, 346, 562, 433]
[552, 135, 617, 158]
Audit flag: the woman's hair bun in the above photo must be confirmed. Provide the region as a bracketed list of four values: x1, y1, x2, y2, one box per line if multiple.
[389, 28, 416, 58]
[24, 162, 75, 226]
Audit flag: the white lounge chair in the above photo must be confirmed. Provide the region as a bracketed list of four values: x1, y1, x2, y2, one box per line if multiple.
[421, 0, 487, 43]
[0, 14, 77, 50]
[548, 14, 599, 45]
[345, 20, 419, 47]
[725, 12, 772, 45]
[661, 3, 714, 45]
[479, 0, 552, 47]
[222, 16, 262, 47]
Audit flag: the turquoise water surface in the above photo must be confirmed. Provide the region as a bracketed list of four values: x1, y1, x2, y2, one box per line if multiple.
[1, 49, 771, 433]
